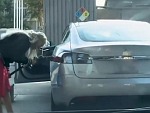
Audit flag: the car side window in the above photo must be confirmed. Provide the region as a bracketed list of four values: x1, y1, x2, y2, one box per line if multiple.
[61, 30, 70, 43]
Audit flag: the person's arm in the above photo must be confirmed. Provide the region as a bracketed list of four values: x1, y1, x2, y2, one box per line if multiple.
[3, 57, 28, 68]
[3, 58, 12, 68]
[12, 57, 28, 64]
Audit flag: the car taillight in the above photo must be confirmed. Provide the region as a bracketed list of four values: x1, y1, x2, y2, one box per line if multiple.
[63, 52, 92, 64]
[52, 56, 62, 63]
[72, 53, 92, 64]
[53, 52, 92, 64]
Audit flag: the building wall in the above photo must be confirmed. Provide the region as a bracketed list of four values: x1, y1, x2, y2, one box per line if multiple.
[96, 7, 150, 22]
[43, 0, 96, 45]
[96, 8, 122, 19]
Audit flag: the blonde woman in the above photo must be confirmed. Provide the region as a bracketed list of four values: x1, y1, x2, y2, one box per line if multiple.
[0, 30, 47, 113]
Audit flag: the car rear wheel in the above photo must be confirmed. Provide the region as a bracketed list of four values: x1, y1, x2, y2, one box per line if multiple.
[51, 93, 57, 111]
[51, 93, 67, 111]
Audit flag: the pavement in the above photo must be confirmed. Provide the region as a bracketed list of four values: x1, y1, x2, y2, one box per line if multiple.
[2, 81, 51, 113]
[2, 81, 150, 113]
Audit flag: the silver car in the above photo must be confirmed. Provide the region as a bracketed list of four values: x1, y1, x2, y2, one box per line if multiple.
[50, 20, 150, 110]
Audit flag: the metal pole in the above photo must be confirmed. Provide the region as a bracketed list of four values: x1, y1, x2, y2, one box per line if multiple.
[13, 0, 16, 28]
[18, 0, 21, 29]
[16, 0, 18, 28]
[21, 0, 23, 30]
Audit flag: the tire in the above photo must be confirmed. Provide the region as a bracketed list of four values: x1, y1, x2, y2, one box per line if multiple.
[10, 84, 15, 102]
[51, 93, 57, 111]
[51, 93, 66, 111]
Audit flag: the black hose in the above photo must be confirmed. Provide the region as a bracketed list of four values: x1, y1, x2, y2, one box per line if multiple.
[9, 65, 24, 76]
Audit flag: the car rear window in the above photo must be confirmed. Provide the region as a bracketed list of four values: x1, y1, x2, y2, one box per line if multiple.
[77, 22, 150, 42]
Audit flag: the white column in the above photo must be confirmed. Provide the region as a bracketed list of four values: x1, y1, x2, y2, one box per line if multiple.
[13, 0, 16, 28]
[16, 0, 19, 28]
[21, 0, 24, 30]
[18, 0, 21, 29]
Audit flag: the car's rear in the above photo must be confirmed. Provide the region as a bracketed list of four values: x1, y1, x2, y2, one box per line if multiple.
[51, 20, 150, 108]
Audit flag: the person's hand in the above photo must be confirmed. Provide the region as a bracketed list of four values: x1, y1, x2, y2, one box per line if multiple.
[28, 57, 37, 65]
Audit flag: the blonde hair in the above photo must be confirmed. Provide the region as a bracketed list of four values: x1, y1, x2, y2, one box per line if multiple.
[28, 31, 47, 44]
[25, 31, 47, 60]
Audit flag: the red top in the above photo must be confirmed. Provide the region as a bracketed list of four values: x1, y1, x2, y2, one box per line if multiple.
[0, 59, 11, 97]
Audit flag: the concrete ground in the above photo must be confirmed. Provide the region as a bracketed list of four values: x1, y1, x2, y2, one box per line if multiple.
[2, 81, 51, 113]
[2, 81, 150, 113]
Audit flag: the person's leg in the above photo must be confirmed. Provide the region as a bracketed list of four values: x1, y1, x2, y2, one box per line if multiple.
[0, 98, 3, 113]
[3, 92, 13, 113]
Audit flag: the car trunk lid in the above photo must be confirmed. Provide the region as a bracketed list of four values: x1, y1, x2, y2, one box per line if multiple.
[71, 42, 150, 78]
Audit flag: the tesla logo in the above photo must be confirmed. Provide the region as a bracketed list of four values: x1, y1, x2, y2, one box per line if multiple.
[122, 50, 133, 59]
[122, 50, 131, 57]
